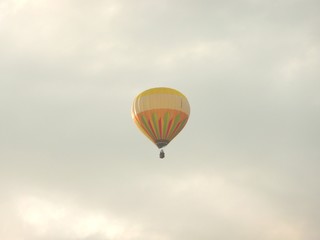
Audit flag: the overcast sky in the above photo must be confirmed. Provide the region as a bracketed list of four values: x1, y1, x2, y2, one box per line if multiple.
[1, 0, 320, 239]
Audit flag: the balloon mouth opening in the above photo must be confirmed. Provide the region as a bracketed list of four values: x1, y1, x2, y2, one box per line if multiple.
[156, 140, 169, 149]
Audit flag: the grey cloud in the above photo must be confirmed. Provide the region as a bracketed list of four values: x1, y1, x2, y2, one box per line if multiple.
[0, 0, 320, 239]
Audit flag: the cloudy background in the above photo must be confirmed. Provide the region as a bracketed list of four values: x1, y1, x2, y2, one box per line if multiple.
[1, 0, 320, 239]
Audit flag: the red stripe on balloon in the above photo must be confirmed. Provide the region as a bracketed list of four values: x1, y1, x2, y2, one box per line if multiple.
[169, 121, 182, 139]
[148, 119, 157, 140]
[158, 118, 162, 139]
[165, 119, 173, 138]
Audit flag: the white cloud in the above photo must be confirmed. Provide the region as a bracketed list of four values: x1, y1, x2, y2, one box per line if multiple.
[16, 195, 140, 239]
[141, 173, 306, 240]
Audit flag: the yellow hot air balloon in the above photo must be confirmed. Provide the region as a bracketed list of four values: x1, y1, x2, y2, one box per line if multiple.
[131, 87, 190, 158]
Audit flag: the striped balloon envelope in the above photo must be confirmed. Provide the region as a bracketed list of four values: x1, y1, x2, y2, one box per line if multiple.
[131, 87, 190, 158]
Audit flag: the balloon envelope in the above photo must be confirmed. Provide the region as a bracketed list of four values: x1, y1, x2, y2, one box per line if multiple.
[132, 87, 190, 149]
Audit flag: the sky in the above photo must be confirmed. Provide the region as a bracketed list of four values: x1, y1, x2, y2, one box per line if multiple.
[0, 0, 320, 239]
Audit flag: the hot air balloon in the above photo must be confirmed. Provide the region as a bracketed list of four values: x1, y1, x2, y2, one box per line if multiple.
[131, 87, 190, 159]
